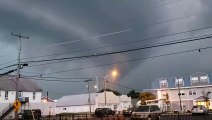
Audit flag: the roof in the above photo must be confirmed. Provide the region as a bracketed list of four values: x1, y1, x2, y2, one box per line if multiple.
[56, 93, 97, 107]
[0, 76, 43, 92]
[41, 96, 55, 102]
[193, 96, 209, 101]
[151, 72, 212, 89]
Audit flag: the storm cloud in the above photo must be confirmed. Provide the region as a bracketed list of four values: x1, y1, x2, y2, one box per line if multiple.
[0, 0, 212, 99]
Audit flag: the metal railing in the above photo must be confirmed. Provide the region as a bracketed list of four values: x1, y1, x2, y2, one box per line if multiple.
[0, 103, 13, 119]
[39, 114, 125, 120]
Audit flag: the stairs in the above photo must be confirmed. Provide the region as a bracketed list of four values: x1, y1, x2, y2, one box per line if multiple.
[0, 103, 14, 120]
[0, 97, 29, 120]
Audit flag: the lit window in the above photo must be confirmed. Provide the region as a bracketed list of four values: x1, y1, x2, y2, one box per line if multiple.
[160, 80, 167, 85]
[175, 78, 184, 86]
[200, 76, 208, 82]
[191, 77, 198, 83]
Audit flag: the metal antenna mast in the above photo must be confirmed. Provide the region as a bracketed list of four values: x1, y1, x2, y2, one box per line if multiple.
[11, 32, 29, 120]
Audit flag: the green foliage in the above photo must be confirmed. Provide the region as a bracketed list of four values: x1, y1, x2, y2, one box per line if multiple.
[139, 92, 156, 105]
[127, 90, 139, 99]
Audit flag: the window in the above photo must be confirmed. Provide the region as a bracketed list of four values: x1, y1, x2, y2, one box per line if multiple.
[189, 91, 192, 95]
[175, 78, 184, 87]
[63, 108, 66, 110]
[0, 90, 1, 97]
[191, 77, 198, 83]
[18, 92, 23, 98]
[181, 91, 185, 96]
[33, 92, 36, 100]
[182, 103, 187, 109]
[160, 80, 167, 86]
[150, 105, 160, 112]
[5, 91, 8, 100]
[193, 91, 196, 95]
[114, 105, 118, 110]
[200, 76, 208, 82]
[206, 89, 211, 93]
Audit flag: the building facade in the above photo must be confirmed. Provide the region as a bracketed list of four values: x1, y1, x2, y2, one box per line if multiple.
[0, 76, 56, 119]
[147, 72, 212, 111]
[56, 91, 131, 114]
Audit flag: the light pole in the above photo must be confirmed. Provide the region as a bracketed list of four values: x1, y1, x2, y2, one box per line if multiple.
[95, 76, 99, 92]
[177, 78, 182, 112]
[11, 33, 29, 120]
[104, 69, 118, 106]
[85, 79, 92, 114]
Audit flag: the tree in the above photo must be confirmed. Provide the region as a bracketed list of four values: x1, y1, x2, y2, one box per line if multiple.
[163, 92, 170, 111]
[139, 92, 156, 105]
[201, 91, 211, 109]
[127, 89, 139, 99]
[98, 88, 122, 96]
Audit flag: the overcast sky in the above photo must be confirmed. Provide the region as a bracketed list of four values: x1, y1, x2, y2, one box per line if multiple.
[1, 0, 212, 99]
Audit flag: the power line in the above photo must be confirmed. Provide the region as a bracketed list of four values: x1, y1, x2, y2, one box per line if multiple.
[21, 12, 210, 60]
[107, 81, 142, 91]
[22, 75, 141, 92]
[22, 33, 212, 64]
[24, 33, 212, 67]
[25, 45, 212, 76]
[0, 59, 17, 67]
[21, 76, 93, 83]
[21, 75, 96, 80]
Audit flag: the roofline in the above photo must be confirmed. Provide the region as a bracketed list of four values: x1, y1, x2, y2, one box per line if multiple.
[56, 103, 95, 107]
[0, 89, 43, 92]
[147, 84, 212, 91]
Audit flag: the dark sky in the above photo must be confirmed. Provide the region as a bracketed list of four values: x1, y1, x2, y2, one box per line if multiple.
[1, 0, 212, 99]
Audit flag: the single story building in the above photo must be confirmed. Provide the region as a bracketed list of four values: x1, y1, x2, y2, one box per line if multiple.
[56, 91, 131, 114]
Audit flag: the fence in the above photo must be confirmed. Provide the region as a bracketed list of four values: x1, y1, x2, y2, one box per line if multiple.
[161, 113, 212, 120]
[40, 114, 126, 120]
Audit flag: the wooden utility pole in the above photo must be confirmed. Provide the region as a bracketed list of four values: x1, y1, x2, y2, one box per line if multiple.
[11, 32, 29, 120]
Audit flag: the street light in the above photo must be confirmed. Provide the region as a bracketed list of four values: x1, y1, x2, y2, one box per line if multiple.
[104, 69, 118, 106]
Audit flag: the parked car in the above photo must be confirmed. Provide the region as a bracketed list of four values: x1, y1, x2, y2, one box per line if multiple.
[191, 105, 209, 115]
[131, 105, 161, 120]
[95, 108, 115, 117]
[123, 107, 134, 117]
[18, 109, 41, 120]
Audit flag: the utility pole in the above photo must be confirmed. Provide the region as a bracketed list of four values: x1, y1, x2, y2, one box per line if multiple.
[85, 79, 92, 114]
[177, 78, 182, 112]
[11, 33, 29, 120]
[104, 78, 107, 106]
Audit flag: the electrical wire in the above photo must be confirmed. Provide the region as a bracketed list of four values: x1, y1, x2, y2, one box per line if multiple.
[21, 76, 93, 83]
[24, 33, 212, 67]
[22, 33, 212, 64]
[25, 45, 212, 76]
[107, 81, 142, 91]
[21, 75, 96, 80]
[21, 11, 210, 60]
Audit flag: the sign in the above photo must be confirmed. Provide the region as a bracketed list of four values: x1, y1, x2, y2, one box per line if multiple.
[13, 100, 21, 111]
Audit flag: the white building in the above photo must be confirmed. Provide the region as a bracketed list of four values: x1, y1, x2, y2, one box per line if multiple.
[56, 91, 131, 114]
[145, 72, 212, 111]
[0, 76, 56, 119]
